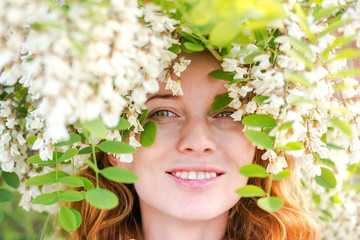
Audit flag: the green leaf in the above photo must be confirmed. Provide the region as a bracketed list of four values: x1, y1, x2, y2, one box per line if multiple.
[228, 78, 249, 85]
[138, 109, 148, 125]
[315, 167, 337, 189]
[257, 196, 284, 212]
[318, 158, 335, 168]
[252, 96, 269, 103]
[210, 92, 233, 112]
[182, 41, 204, 52]
[319, 19, 350, 36]
[272, 169, 291, 180]
[2, 171, 20, 189]
[0, 189, 14, 202]
[32, 191, 62, 205]
[242, 114, 276, 128]
[78, 146, 99, 155]
[140, 121, 156, 147]
[278, 121, 294, 130]
[210, 21, 239, 46]
[69, 208, 82, 230]
[332, 68, 360, 78]
[236, 185, 266, 197]
[27, 155, 56, 167]
[57, 148, 79, 162]
[98, 141, 136, 154]
[239, 164, 268, 178]
[314, 6, 338, 21]
[244, 50, 264, 64]
[244, 130, 274, 150]
[25, 171, 70, 185]
[208, 69, 236, 81]
[289, 37, 314, 60]
[82, 118, 108, 139]
[79, 177, 95, 190]
[59, 206, 78, 233]
[168, 44, 181, 54]
[58, 176, 84, 187]
[330, 48, 360, 62]
[0, 210, 3, 221]
[60, 190, 84, 202]
[329, 117, 352, 137]
[85, 188, 119, 209]
[285, 71, 312, 87]
[100, 167, 138, 183]
[26, 136, 37, 145]
[276, 141, 303, 150]
[111, 117, 131, 131]
[55, 134, 82, 147]
[83, 158, 99, 173]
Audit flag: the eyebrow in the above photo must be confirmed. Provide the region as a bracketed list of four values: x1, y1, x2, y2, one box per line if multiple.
[146, 94, 180, 102]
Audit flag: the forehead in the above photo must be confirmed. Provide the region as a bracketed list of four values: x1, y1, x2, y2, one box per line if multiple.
[151, 52, 227, 101]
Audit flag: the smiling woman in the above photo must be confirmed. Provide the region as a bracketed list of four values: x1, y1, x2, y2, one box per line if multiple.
[70, 52, 319, 240]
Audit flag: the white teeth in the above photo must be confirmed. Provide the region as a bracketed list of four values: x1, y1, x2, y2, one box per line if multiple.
[197, 171, 205, 180]
[180, 171, 188, 179]
[171, 171, 220, 180]
[188, 171, 197, 180]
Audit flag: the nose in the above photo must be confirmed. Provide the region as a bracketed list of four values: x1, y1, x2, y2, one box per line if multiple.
[177, 117, 216, 154]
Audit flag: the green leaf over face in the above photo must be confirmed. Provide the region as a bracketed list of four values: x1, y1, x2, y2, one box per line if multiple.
[210, 92, 233, 112]
[100, 167, 138, 183]
[140, 121, 156, 147]
[2, 171, 20, 189]
[208, 69, 236, 81]
[85, 188, 119, 210]
[98, 141, 136, 154]
[0, 189, 14, 202]
[236, 185, 266, 197]
[257, 196, 284, 212]
[315, 167, 337, 189]
[55, 134, 82, 147]
[32, 191, 62, 205]
[59, 206, 78, 233]
[244, 130, 274, 150]
[239, 164, 268, 178]
[82, 118, 108, 139]
[242, 114, 276, 128]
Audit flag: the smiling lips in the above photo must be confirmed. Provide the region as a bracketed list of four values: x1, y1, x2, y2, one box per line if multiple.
[166, 169, 224, 188]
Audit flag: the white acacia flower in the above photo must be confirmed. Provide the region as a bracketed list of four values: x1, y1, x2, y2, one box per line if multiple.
[253, 54, 270, 70]
[165, 79, 183, 96]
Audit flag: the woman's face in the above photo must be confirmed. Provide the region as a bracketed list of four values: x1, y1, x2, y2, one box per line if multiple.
[121, 52, 255, 221]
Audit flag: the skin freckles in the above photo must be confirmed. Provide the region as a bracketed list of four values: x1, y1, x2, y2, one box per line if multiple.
[112, 52, 255, 240]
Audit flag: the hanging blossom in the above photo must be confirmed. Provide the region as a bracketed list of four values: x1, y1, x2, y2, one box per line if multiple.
[0, 0, 182, 212]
